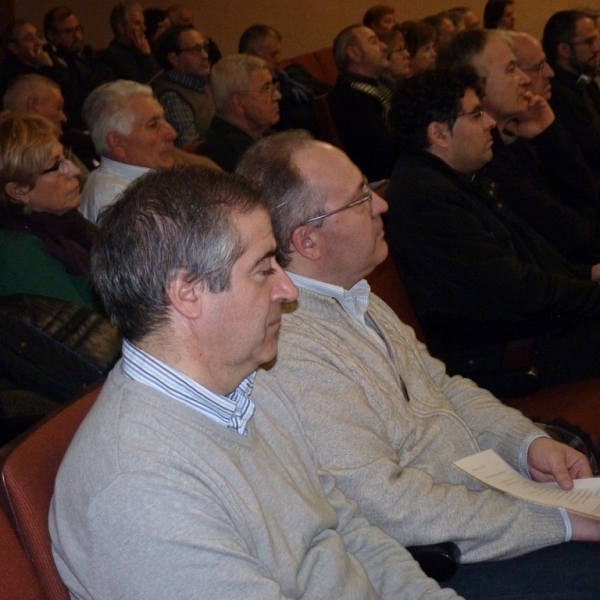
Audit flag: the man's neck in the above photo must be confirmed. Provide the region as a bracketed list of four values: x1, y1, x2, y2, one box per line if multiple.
[344, 66, 380, 81]
[217, 114, 262, 139]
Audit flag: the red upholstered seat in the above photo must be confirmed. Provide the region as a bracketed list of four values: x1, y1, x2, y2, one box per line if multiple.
[0, 506, 46, 600]
[0, 384, 102, 600]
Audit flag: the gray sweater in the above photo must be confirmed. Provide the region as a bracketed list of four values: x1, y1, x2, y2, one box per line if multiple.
[260, 287, 567, 563]
[49, 363, 459, 600]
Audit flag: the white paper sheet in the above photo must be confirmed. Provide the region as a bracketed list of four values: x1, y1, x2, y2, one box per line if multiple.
[453, 449, 600, 520]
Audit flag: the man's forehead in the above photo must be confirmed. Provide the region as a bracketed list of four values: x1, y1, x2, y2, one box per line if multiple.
[482, 37, 516, 67]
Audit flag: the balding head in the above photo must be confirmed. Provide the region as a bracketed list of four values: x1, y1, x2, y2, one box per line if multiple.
[509, 31, 554, 100]
[3, 74, 67, 134]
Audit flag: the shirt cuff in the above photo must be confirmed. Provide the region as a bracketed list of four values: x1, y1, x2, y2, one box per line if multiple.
[560, 508, 572, 542]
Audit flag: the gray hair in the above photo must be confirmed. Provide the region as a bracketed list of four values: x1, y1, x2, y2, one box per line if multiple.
[333, 24, 362, 71]
[210, 54, 270, 114]
[236, 130, 326, 267]
[93, 165, 269, 341]
[3, 73, 60, 112]
[238, 24, 281, 54]
[109, 2, 143, 35]
[82, 80, 153, 156]
[438, 28, 512, 76]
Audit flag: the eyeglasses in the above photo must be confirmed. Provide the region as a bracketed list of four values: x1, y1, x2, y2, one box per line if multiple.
[520, 60, 547, 74]
[569, 35, 599, 48]
[178, 43, 210, 55]
[39, 158, 76, 177]
[303, 177, 372, 225]
[456, 107, 485, 120]
[55, 24, 83, 36]
[240, 81, 281, 96]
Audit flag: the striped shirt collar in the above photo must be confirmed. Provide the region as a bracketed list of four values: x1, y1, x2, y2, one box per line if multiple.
[287, 272, 371, 326]
[121, 339, 255, 435]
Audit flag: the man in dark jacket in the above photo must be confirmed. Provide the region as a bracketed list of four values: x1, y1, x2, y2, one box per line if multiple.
[329, 24, 398, 182]
[438, 28, 600, 264]
[386, 65, 600, 388]
[43, 6, 114, 129]
[542, 10, 600, 178]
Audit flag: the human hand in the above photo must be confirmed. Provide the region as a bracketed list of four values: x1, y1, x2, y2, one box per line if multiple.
[34, 48, 53, 67]
[591, 263, 600, 282]
[130, 29, 151, 54]
[503, 92, 555, 139]
[528, 437, 592, 489]
[569, 512, 600, 541]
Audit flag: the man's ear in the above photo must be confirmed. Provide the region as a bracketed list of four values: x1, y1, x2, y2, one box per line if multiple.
[427, 121, 451, 149]
[26, 95, 39, 112]
[4, 182, 30, 204]
[230, 92, 245, 117]
[557, 41, 572, 60]
[164, 270, 204, 320]
[167, 50, 179, 70]
[290, 225, 321, 261]
[106, 130, 126, 161]
[347, 44, 363, 64]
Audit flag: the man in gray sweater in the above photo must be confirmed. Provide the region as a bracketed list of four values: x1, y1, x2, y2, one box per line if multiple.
[237, 130, 600, 600]
[49, 165, 458, 599]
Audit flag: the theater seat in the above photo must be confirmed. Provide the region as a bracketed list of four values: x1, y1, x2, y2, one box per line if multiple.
[0, 506, 45, 600]
[0, 384, 102, 600]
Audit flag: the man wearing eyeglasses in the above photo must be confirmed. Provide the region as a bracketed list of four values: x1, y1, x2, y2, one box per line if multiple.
[152, 24, 216, 148]
[542, 10, 600, 178]
[238, 115, 600, 599]
[438, 28, 600, 265]
[0, 19, 55, 100]
[42, 6, 114, 130]
[197, 54, 282, 171]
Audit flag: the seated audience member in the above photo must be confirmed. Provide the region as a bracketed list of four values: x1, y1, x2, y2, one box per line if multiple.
[143, 8, 171, 45]
[398, 20, 437, 76]
[483, 0, 516, 30]
[438, 29, 600, 264]
[329, 24, 396, 181]
[102, 2, 161, 84]
[448, 6, 481, 30]
[238, 127, 600, 600]
[49, 164, 459, 600]
[153, 24, 215, 147]
[423, 12, 457, 52]
[385, 66, 600, 388]
[197, 54, 281, 171]
[0, 113, 98, 311]
[43, 6, 114, 129]
[166, 3, 221, 65]
[80, 81, 176, 222]
[0, 20, 54, 99]
[362, 4, 397, 40]
[542, 10, 600, 178]
[238, 24, 330, 136]
[2, 74, 90, 181]
[380, 26, 411, 90]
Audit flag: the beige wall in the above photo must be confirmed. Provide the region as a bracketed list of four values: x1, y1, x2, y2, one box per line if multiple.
[14, 0, 595, 59]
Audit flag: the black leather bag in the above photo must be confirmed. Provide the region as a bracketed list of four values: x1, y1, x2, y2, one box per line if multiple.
[0, 295, 121, 404]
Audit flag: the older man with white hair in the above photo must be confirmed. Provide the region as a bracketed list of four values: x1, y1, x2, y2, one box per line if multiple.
[80, 80, 177, 222]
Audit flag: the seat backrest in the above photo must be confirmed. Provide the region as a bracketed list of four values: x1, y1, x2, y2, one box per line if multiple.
[366, 254, 427, 344]
[0, 506, 46, 600]
[313, 93, 343, 148]
[313, 47, 339, 87]
[1, 385, 102, 600]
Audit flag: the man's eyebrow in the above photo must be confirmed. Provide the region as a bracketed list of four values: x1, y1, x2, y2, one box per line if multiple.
[250, 248, 278, 271]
